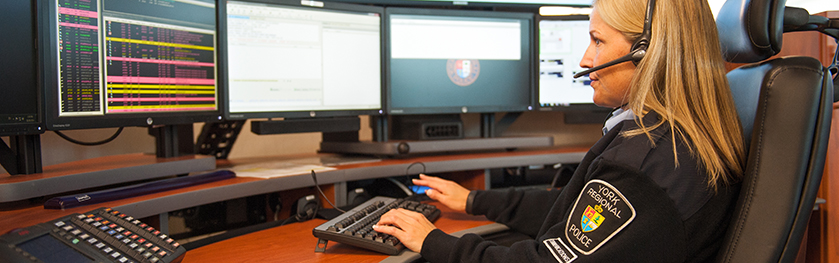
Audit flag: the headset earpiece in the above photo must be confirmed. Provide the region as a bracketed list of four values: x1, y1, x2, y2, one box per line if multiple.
[572, 0, 656, 78]
[628, 41, 648, 65]
[630, 0, 656, 65]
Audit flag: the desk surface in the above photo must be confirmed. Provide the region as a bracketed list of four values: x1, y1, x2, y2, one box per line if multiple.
[182, 201, 493, 263]
[0, 146, 586, 247]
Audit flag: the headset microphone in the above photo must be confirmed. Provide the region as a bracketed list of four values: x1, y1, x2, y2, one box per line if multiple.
[573, 0, 656, 79]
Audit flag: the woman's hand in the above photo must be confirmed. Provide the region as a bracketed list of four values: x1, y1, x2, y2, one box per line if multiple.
[373, 208, 437, 253]
[413, 174, 470, 213]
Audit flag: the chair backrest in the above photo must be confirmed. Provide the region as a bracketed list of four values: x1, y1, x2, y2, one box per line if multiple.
[715, 0, 834, 262]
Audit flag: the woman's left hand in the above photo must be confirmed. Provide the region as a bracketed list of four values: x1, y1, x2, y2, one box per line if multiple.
[373, 208, 437, 253]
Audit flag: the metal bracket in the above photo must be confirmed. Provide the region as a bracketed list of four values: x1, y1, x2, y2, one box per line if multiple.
[196, 120, 245, 159]
[315, 238, 329, 253]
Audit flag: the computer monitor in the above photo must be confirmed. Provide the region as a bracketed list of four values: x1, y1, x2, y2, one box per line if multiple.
[537, 15, 609, 123]
[537, 16, 596, 109]
[0, 1, 43, 136]
[385, 7, 535, 115]
[221, 0, 384, 120]
[39, 0, 221, 130]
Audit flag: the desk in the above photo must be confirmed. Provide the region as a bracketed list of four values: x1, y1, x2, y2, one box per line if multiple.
[182, 201, 494, 263]
[0, 146, 587, 260]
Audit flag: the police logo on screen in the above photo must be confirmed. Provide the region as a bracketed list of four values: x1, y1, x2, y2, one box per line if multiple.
[446, 59, 480, 86]
[565, 179, 635, 255]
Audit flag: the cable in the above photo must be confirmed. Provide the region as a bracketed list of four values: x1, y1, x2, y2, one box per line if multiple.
[278, 214, 299, 227]
[404, 162, 427, 188]
[311, 170, 346, 213]
[400, 162, 429, 199]
[405, 162, 427, 176]
[54, 127, 124, 146]
[386, 177, 415, 196]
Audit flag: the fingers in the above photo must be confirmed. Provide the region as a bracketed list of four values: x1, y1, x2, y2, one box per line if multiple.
[376, 208, 423, 227]
[374, 209, 419, 240]
[411, 174, 437, 187]
[373, 208, 437, 252]
[424, 188, 439, 200]
[412, 174, 447, 188]
[413, 175, 459, 196]
[372, 224, 399, 237]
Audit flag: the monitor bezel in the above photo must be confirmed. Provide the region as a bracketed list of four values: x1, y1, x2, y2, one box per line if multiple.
[0, 0, 44, 136]
[384, 7, 537, 115]
[38, 0, 223, 131]
[219, 0, 386, 121]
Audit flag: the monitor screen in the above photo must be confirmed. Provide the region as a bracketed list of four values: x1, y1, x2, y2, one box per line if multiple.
[221, 0, 384, 120]
[0, 0, 43, 135]
[39, 0, 221, 130]
[385, 8, 534, 115]
[537, 17, 597, 110]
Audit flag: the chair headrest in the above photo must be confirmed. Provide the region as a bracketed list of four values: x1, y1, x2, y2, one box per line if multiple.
[716, 0, 787, 63]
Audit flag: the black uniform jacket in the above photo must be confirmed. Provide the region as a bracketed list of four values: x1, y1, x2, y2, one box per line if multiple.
[419, 112, 740, 263]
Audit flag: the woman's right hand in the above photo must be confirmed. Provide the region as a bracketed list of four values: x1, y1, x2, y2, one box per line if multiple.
[412, 174, 470, 213]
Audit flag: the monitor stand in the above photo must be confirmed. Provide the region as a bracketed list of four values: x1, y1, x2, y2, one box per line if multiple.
[0, 135, 42, 175]
[319, 113, 555, 157]
[0, 125, 216, 203]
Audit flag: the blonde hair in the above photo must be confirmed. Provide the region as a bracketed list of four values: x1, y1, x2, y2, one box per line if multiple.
[593, 0, 746, 189]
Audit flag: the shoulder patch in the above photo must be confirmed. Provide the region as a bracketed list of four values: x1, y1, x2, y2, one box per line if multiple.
[565, 179, 636, 255]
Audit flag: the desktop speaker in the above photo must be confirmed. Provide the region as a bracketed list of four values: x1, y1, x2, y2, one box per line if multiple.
[391, 115, 463, 140]
[292, 195, 321, 222]
[347, 188, 372, 207]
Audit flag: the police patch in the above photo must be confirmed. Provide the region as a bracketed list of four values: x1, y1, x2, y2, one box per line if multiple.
[565, 179, 635, 255]
[446, 59, 480, 86]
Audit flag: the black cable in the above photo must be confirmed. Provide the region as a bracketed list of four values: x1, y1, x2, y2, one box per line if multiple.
[405, 162, 427, 185]
[404, 162, 427, 195]
[278, 214, 299, 227]
[406, 162, 427, 176]
[311, 170, 346, 213]
[54, 127, 124, 146]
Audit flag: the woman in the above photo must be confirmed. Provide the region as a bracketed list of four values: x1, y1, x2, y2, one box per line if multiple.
[373, 0, 746, 261]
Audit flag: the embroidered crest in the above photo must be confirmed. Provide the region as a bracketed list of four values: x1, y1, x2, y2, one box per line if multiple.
[581, 205, 605, 232]
[565, 179, 636, 255]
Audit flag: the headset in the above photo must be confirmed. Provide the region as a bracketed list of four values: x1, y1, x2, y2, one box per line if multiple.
[573, 0, 656, 79]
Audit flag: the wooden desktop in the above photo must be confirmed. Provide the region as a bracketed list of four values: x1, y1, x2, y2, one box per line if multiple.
[0, 146, 588, 262]
[182, 201, 494, 263]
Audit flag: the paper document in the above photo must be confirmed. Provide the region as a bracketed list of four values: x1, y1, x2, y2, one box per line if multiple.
[232, 160, 336, 179]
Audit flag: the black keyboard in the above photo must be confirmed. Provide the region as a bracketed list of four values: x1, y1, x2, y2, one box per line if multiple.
[312, 196, 441, 255]
[0, 207, 185, 263]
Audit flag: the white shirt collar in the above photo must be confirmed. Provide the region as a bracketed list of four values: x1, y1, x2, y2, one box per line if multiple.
[602, 108, 634, 135]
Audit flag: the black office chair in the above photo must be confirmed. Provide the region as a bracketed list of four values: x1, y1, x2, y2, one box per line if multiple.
[714, 0, 837, 262]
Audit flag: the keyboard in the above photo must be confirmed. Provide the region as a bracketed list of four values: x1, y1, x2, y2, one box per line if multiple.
[0, 207, 185, 263]
[312, 196, 441, 255]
